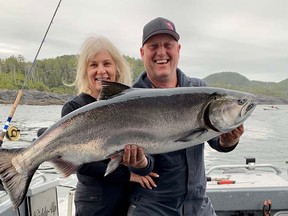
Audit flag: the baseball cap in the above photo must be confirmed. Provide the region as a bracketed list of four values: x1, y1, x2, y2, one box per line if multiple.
[142, 17, 180, 45]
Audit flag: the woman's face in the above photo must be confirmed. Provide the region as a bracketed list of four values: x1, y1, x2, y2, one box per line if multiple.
[86, 49, 117, 98]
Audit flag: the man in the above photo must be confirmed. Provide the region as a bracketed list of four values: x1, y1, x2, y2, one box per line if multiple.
[126, 17, 244, 216]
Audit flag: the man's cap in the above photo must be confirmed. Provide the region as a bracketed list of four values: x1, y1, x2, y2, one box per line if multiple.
[142, 17, 180, 45]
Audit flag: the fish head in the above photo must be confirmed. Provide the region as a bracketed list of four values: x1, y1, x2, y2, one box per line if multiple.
[204, 93, 257, 133]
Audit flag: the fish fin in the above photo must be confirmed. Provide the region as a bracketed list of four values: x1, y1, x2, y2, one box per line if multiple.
[175, 129, 208, 142]
[103, 149, 124, 159]
[103, 149, 124, 176]
[104, 151, 124, 176]
[105, 155, 122, 177]
[99, 81, 131, 100]
[0, 149, 37, 210]
[50, 158, 79, 178]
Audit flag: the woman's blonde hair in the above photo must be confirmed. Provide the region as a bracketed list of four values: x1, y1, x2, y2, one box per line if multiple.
[73, 35, 132, 94]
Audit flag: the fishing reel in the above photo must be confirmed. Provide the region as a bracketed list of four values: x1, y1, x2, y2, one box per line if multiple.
[5, 125, 21, 141]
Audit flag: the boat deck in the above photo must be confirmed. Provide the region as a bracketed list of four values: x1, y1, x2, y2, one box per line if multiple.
[206, 162, 288, 215]
[1, 161, 287, 216]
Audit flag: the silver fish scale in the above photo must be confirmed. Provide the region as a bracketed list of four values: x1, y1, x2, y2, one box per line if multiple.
[26, 86, 256, 161]
[52, 92, 215, 155]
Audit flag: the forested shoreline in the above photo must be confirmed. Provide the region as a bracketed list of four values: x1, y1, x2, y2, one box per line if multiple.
[1, 55, 287, 105]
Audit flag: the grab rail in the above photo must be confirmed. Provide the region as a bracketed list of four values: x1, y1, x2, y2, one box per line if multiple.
[206, 163, 282, 175]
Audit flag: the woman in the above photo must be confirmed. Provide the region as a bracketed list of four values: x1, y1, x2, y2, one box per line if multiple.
[62, 36, 156, 216]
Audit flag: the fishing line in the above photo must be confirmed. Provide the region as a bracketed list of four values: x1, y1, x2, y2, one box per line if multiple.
[0, 0, 62, 147]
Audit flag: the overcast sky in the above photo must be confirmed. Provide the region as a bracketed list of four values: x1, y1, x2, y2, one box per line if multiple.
[1, 0, 287, 82]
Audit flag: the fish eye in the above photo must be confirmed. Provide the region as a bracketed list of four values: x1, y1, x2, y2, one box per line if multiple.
[238, 99, 247, 105]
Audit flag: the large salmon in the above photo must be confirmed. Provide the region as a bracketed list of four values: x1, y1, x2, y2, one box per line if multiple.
[0, 81, 257, 209]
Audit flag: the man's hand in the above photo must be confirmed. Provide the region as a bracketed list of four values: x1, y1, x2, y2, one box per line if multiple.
[122, 144, 148, 169]
[130, 172, 159, 189]
[220, 124, 244, 148]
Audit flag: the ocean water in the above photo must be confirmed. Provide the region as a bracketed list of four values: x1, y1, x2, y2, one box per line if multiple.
[0, 104, 62, 148]
[0, 104, 287, 175]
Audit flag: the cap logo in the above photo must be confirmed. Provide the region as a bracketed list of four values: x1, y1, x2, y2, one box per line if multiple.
[165, 21, 174, 30]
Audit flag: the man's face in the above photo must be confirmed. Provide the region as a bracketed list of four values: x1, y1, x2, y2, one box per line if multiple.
[140, 34, 181, 82]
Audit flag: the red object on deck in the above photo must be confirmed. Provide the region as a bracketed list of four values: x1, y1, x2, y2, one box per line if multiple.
[217, 180, 236, 185]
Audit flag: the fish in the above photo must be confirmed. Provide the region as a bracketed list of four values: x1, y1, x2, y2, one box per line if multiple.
[0, 81, 257, 209]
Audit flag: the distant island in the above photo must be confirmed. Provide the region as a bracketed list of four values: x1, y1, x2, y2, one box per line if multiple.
[203, 72, 288, 105]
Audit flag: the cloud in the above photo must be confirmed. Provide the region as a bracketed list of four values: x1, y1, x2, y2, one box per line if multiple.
[0, 0, 287, 82]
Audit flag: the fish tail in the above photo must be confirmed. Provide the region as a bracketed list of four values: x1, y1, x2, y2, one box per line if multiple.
[0, 149, 36, 209]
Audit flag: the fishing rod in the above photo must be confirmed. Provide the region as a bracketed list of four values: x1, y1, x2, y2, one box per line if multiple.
[0, 0, 62, 147]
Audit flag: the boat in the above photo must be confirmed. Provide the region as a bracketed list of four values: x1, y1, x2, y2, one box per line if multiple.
[0, 125, 77, 216]
[1, 129, 288, 216]
[206, 157, 288, 216]
[0, 168, 59, 216]
[0, 162, 77, 216]
[1, 155, 287, 216]
[263, 105, 280, 110]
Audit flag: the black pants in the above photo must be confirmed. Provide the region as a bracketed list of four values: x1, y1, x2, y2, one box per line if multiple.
[74, 181, 129, 216]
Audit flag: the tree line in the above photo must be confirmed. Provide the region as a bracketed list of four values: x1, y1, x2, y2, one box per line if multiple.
[1, 55, 287, 101]
[204, 72, 288, 100]
[0, 55, 145, 94]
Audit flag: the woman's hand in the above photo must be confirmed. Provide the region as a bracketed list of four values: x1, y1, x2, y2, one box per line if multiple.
[130, 172, 159, 189]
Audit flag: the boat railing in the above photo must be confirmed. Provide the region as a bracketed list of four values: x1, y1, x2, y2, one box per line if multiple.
[67, 188, 76, 216]
[0, 191, 7, 200]
[206, 163, 282, 176]
[33, 170, 48, 184]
